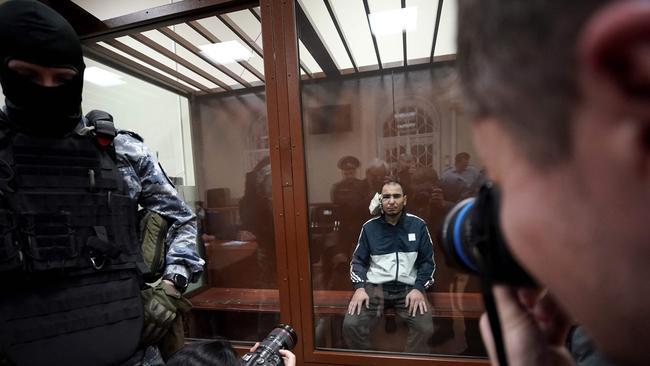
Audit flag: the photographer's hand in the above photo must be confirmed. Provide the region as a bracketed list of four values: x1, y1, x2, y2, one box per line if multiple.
[480, 285, 574, 366]
[405, 288, 428, 316]
[249, 343, 296, 366]
[347, 288, 369, 315]
[431, 187, 445, 209]
[279, 350, 296, 366]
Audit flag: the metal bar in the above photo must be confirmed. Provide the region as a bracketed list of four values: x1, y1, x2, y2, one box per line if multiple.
[430, 0, 444, 63]
[130, 33, 232, 90]
[194, 84, 266, 101]
[78, 0, 257, 42]
[249, 7, 262, 22]
[402, 0, 407, 67]
[298, 60, 313, 79]
[103, 38, 212, 92]
[217, 14, 264, 57]
[225, 12, 313, 79]
[323, 0, 357, 73]
[300, 58, 455, 86]
[295, 2, 340, 76]
[157, 26, 252, 88]
[83, 44, 194, 96]
[362, 0, 382, 69]
[186, 20, 265, 82]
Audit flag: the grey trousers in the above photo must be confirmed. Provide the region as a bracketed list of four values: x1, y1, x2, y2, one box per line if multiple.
[342, 284, 434, 353]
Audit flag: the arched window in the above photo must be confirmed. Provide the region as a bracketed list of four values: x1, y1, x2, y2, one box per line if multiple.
[381, 103, 441, 172]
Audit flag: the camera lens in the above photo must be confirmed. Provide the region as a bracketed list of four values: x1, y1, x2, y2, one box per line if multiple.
[265, 324, 298, 351]
[242, 324, 297, 366]
[441, 197, 480, 273]
[440, 183, 536, 286]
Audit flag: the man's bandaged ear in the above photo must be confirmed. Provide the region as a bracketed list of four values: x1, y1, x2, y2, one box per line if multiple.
[369, 192, 381, 215]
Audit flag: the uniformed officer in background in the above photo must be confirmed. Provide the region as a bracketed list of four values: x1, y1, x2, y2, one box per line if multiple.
[324, 156, 369, 289]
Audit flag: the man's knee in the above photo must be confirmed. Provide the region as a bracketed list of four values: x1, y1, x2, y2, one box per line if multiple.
[410, 315, 434, 336]
[343, 313, 361, 333]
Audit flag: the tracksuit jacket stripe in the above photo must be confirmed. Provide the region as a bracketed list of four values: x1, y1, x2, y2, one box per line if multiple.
[349, 213, 435, 291]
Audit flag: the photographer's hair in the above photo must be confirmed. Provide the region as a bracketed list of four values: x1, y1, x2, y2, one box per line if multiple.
[166, 338, 240, 366]
[457, 0, 608, 166]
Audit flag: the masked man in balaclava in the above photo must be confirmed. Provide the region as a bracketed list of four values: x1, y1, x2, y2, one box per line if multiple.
[0, 1, 204, 365]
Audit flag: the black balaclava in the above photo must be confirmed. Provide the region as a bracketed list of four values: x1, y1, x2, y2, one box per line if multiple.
[0, 0, 86, 136]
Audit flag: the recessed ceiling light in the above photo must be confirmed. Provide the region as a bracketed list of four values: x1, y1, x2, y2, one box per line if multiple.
[369, 7, 417, 36]
[84, 66, 125, 87]
[199, 41, 253, 65]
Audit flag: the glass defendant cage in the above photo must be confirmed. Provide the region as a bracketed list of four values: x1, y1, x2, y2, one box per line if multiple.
[49, 1, 487, 364]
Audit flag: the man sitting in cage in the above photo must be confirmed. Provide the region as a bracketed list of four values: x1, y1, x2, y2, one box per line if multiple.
[342, 180, 435, 353]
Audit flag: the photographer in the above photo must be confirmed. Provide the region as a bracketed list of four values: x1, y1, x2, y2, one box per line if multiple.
[457, 1, 650, 365]
[166, 339, 296, 366]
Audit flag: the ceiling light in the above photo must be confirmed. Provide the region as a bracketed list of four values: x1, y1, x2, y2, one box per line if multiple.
[199, 41, 253, 65]
[84, 66, 125, 87]
[369, 7, 417, 36]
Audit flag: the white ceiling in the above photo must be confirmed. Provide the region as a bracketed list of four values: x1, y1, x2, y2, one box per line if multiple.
[71, 0, 457, 95]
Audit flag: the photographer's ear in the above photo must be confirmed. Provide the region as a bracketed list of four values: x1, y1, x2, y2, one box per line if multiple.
[579, 1, 650, 176]
[579, 1, 650, 116]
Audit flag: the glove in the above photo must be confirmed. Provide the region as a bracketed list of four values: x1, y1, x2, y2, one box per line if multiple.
[140, 281, 192, 346]
[369, 192, 381, 215]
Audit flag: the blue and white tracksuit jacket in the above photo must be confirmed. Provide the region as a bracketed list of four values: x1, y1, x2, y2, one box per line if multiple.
[350, 212, 435, 292]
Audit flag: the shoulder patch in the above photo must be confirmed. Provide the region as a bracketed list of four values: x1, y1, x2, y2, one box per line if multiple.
[118, 130, 144, 142]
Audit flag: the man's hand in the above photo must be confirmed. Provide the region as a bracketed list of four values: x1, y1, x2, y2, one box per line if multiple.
[405, 288, 428, 317]
[480, 286, 574, 366]
[140, 280, 192, 346]
[347, 288, 369, 315]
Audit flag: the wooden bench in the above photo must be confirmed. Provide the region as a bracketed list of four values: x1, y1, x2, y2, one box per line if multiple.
[188, 287, 484, 319]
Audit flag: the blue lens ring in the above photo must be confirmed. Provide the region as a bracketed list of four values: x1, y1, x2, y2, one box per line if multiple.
[453, 200, 479, 272]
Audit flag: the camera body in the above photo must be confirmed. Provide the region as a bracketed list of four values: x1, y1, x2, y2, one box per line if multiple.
[242, 352, 283, 366]
[242, 324, 297, 366]
[440, 182, 536, 286]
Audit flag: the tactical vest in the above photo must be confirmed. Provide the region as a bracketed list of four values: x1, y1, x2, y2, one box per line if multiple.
[0, 116, 144, 366]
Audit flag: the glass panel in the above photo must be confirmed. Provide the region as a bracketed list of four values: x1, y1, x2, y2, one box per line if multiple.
[82, 57, 195, 191]
[81, 53, 278, 344]
[297, 1, 486, 358]
[186, 88, 280, 343]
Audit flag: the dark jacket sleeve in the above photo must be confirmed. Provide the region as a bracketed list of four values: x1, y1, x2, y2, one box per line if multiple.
[350, 226, 371, 289]
[414, 222, 435, 292]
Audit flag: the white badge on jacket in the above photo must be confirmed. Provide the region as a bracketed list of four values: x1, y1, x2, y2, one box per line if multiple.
[408, 233, 416, 241]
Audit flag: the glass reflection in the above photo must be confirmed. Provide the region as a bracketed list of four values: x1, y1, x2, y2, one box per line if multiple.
[343, 181, 435, 353]
[300, 63, 487, 357]
[186, 91, 279, 343]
